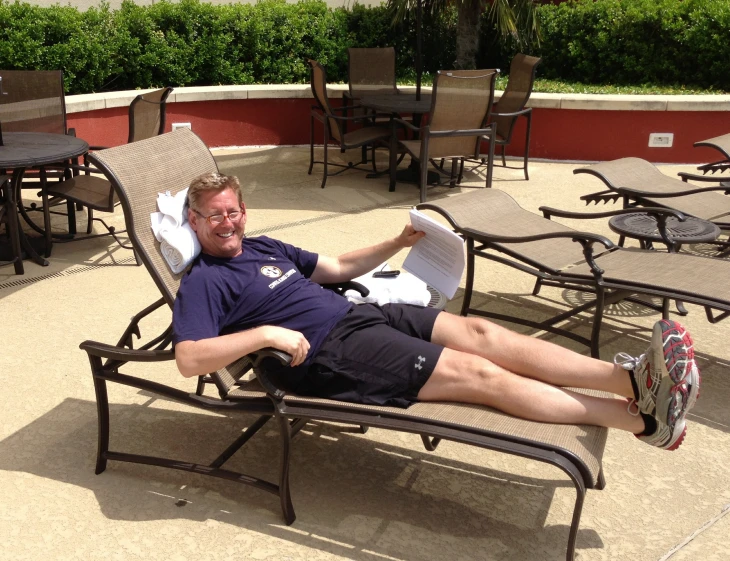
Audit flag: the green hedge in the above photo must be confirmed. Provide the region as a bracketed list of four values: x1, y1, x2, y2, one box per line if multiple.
[0, 0, 456, 94]
[534, 0, 730, 89]
[0, 0, 728, 94]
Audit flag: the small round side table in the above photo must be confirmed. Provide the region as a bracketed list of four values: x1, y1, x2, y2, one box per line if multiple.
[608, 212, 720, 252]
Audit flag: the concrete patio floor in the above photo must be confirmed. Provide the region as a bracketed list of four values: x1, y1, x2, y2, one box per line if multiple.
[1, 147, 729, 561]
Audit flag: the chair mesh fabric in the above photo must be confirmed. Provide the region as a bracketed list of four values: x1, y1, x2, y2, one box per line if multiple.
[0, 70, 66, 134]
[696, 132, 730, 161]
[569, 247, 730, 303]
[424, 71, 497, 159]
[493, 54, 541, 141]
[580, 157, 730, 222]
[309, 62, 342, 143]
[90, 129, 218, 305]
[424, 189, 589, 271]
[229, 381, 608, 486]
[347, 47, 398, 97]
[128, 88, 171, 143]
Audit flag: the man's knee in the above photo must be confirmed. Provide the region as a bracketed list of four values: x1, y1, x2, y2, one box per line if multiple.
[419, 350, 501, 401]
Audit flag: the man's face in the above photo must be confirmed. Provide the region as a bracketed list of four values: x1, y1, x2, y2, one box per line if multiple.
[188, 187, 247, 258]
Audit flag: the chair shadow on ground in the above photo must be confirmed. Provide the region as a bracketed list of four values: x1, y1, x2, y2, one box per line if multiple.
[0, 396, 604, 561]
[458, 287, 730, 435]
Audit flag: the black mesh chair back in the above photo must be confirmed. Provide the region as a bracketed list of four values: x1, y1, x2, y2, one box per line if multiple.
[308, 60, 342, 143]
[128, 87, 174, 143]
[493, 54, 541, 142]
[0, 70, 66, 134]
[347, 47, 398, 98]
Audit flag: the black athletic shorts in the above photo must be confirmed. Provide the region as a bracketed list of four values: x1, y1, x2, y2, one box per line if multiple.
[293, 303, 444, 408]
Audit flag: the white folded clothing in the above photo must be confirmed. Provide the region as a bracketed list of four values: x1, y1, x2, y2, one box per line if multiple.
[159, 222, 201, 274]
[345, 267, 431, 307]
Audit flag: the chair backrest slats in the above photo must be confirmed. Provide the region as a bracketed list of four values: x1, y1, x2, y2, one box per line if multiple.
[88, 129, 218, 306]
[427, 70, 498, 158]
[494, 54, 542, 141]
[0, 70, 67, 134]
[308, 60, 342, 143]
[128, 87, 174, 143]
[347, 47, 398, 97]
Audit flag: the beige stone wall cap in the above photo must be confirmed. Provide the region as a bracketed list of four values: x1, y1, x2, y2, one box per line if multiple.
[63, 85, 730, 114]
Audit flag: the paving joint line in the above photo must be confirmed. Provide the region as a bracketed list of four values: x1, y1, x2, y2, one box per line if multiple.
[657, 503, 730, 560]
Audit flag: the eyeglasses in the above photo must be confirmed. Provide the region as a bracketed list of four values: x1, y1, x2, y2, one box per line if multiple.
[193, 207, 244, 225]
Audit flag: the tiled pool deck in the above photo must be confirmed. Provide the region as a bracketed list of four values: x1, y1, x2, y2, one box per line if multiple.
[1, 148, 728, 561]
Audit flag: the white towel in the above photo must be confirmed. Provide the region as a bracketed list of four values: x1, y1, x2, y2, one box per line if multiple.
[159, 222, 201, 274]
[150, 187, 201, 273]
[345, 266, 431, 307]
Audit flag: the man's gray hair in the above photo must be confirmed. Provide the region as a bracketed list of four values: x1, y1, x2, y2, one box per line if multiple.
[187, 172, 242, 210]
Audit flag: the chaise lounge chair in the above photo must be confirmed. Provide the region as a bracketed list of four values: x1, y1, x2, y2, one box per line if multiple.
[677, 133, 730, 186]
[417, 188, 730, 358]
[574, 157, 730, 253]
[81, 128, 609, 561]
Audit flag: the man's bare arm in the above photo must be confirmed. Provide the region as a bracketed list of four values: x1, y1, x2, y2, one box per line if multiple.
[175, 326, 310, 378]
[309, 223, 424, 284]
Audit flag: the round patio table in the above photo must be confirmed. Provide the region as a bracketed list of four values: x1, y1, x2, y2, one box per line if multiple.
[0, 132, 89, 272]
[609, 212, 720, 252]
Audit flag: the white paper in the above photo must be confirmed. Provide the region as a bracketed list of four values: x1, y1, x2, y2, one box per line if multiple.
[403, 208, 465, 299]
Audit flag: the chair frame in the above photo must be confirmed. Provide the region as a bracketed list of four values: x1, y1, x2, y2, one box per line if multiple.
[390, 70, 498, 203]
[307, 60, 390, 189]
[575, 159, 730, 255]
[80, 128, 610, 561]
[43, 87, 174, 257]
[418, 192, 730, 360]
[676, 133, 730, 184]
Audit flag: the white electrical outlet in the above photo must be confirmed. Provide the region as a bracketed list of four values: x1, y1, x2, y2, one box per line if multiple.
[172, 122, 192, 131]
[648, 133, 673, 147]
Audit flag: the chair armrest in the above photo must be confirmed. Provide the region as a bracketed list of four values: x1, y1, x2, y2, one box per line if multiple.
[250, 348, 293, 400]
[88, 145, 109, 151]
[321, 280, 370, 297]
[392, 117, 421, 133]
[429, 124, 496, 139]
[614, 184, 730, 198]
[678, 170, 730, 185]
[491, 108, 532, 119]
[80, 340, 175, 362]
[539, 206, 686, 222]
[458, 225, 615, 250]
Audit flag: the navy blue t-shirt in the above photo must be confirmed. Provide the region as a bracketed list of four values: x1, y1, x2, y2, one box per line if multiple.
[172, 236, 352, 365]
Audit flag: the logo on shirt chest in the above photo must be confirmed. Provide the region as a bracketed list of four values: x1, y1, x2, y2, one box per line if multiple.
[260, 265, 283, 278]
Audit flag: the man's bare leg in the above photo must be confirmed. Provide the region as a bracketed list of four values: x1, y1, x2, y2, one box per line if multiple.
[431, 312, 633, 397]
[417, 348, 644, 433]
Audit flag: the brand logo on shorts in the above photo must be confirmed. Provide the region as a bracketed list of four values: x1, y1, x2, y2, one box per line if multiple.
[415, 356, 426, 370]
[260, 265, 282, 278]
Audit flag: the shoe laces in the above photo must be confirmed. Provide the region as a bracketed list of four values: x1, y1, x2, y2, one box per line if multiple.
[626, 398, 641, 417]
[613, 352, 642, 371]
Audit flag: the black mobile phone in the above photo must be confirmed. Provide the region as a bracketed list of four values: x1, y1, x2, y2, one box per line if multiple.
[373, 270, 400, 278]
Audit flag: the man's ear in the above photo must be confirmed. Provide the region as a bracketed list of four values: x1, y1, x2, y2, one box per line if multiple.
[188, 207, 198, 232]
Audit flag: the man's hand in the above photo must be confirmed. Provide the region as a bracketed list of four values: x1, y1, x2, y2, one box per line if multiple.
[263, 326, 311, 367]
[396, 223, 426, 248]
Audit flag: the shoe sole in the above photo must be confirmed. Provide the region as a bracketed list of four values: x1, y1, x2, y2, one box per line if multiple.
[658, 319, 695, 384]
[656, 319, 699, 451]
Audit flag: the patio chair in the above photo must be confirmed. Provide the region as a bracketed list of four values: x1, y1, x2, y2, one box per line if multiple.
[417, 188, 730, 359]
[0, 174, 23, 274]
[43, 87, 173, 257]
[464, 54, 542, 181]
[0, 70, 68, 135]
[307, 59, 391, 189]
[574, 157, 730, 254]
[82, 127, 610, 561]
[677, 132, 730, 186]
[390, 70, 498, 203]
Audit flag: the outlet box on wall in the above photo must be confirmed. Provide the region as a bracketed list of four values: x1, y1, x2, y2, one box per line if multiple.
[172, 122, 192, 131]
[648, 133, 674, 147]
